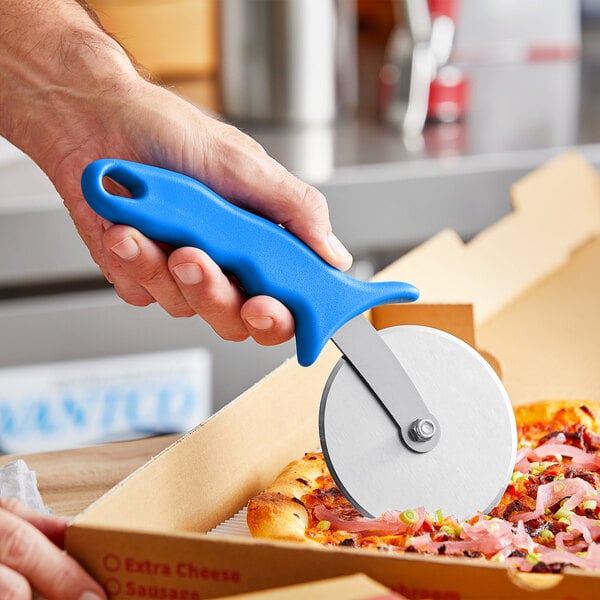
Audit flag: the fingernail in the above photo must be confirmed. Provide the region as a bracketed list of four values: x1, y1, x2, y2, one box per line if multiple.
[173, 263, 203, 285]
[328, 233, 352, 266]
[245, 316, 274, 331]
[80, 592, 104, 600]
[111, 237, 139, 261]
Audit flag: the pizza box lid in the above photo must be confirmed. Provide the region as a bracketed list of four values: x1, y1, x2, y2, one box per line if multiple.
[213, 573, 404, 600]
[66, 152, 600, 599]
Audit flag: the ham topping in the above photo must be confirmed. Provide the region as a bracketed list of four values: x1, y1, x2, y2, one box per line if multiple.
[509, 477, 597, 523]
[313, 504, 425, 535]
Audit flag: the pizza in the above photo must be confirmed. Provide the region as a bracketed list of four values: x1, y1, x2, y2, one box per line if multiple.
[247, 399, 600, 573]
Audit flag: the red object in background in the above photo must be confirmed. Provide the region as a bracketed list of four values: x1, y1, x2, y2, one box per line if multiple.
[427, 0, 459, 21]
[427, 65, 469, 122]
[427, 0, 467, 123]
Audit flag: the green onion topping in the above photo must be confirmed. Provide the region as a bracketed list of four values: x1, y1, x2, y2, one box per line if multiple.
[399, 509, 418, 525]
[539, 529, 554, 541]
[554, 506, 573, 521]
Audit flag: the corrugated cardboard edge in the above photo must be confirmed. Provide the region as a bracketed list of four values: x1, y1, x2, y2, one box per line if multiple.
[373, 151, 600, 327]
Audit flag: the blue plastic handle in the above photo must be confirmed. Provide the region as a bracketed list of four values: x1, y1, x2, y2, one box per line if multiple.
[81, 159, 419, 366]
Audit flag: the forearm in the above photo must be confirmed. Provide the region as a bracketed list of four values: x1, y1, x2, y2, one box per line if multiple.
[0, 0, 139, 174]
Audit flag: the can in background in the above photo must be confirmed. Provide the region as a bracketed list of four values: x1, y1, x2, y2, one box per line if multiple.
[219, 0, 339, 125]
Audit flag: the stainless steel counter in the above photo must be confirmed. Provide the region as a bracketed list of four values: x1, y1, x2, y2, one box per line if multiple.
[244, 22, 600, 182]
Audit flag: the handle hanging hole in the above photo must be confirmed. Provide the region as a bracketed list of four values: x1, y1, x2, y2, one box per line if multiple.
[101, 176, 133, 199]
[100, 164, 148, 200]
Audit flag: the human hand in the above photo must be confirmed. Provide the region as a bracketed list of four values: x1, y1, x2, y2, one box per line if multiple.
[0, 1, 353, 348]
[0, 497, 105, 600]
[59, 84, 353, 347]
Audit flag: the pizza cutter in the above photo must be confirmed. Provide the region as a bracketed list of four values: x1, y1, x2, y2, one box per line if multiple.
[81, 159, 517, 521]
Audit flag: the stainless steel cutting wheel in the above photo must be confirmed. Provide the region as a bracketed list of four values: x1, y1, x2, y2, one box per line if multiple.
[319, 325, 517, 521]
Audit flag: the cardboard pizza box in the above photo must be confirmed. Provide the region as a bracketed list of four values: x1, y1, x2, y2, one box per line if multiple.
[214, 573, 404, 599]
[66, 152, 600, 599]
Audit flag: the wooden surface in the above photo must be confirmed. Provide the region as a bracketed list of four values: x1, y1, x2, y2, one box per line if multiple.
[0, 434, 178, 516]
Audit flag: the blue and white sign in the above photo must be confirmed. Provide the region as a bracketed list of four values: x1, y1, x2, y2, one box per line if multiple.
[0, 348, 212, 453]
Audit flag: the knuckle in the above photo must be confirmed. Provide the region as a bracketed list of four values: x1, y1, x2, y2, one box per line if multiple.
[113, 284, 155, 307]
[300, 183, 328, 217]
[164, 304, 195, 318]
[0, 525, 33, 566]
[131, 262, 167, 288]
[0, 573, 30, 600]
[0, 497, 21, 513]
[255, 332, 293, 347]
[122, 295, 154, 307]
[215, 326, 249, 343]
[274, 177, 329, 234]
[51, 558, 86, 596]
[202, 307, 249, 342]
[223, 332, 250, 342]
[99, 263, 114, 284]
[220, 123, 266, 154]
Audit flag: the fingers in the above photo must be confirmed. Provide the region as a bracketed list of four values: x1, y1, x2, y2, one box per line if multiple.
[240, 295, 295, 346]
[169, 248, 294, 344]
[169, 247, 247, 340]
[260, 172, 354, 273]
[104, 227, 296, 345]
[244, 168, 353, 273]
[198, 119, 353, 272]
[0, 497, 69, 548]
[103, 225, 193, 317]
[0, 562, 29, 599]
[0, 498, 106, 600]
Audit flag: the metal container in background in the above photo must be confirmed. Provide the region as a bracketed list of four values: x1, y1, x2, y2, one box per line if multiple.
[219, 0, 338, 124]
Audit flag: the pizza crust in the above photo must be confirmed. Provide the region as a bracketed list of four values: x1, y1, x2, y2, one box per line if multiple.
[246, 492, 309, 542]
[247, 452, 326, 543]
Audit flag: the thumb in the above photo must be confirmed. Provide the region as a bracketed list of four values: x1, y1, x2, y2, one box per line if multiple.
[271, 173, 354, 273]
[197, 121, 353, 272]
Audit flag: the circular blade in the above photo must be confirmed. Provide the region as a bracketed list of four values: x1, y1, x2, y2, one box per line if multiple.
[319, 325, 517, 521]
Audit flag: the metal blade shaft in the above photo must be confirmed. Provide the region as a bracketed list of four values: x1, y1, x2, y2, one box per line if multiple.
[331, 315, 440, 452]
